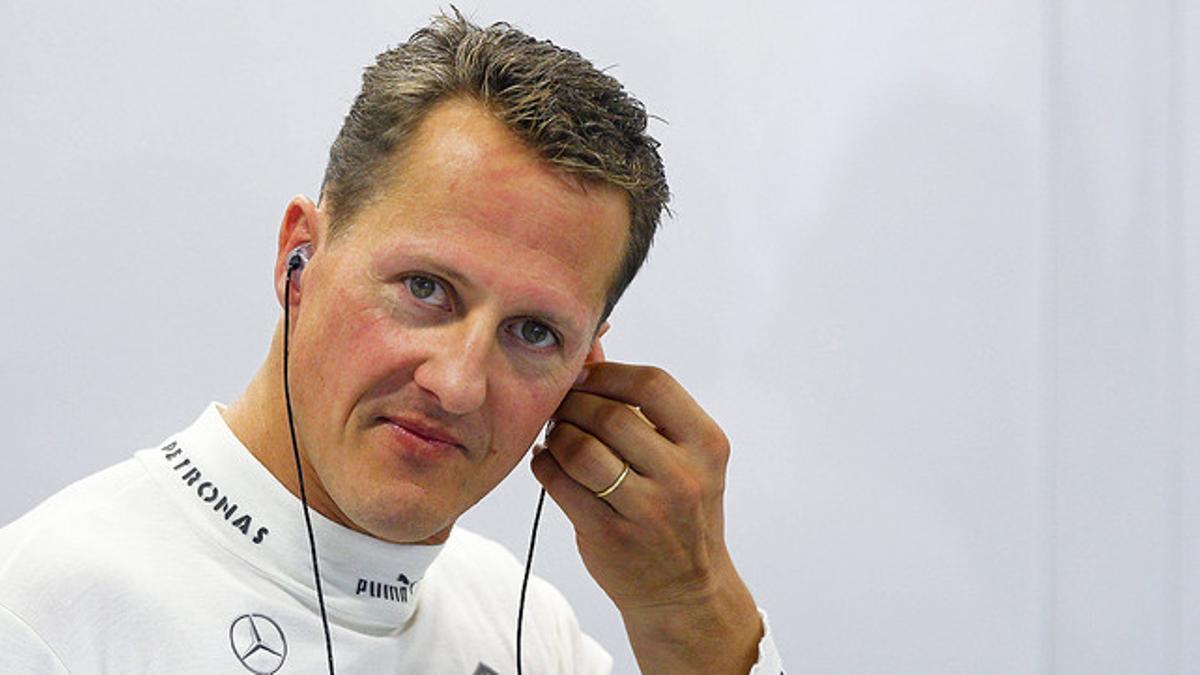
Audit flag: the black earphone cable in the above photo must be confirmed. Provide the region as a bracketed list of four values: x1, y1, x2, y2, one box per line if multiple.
[284, 266, 336, 674]
[517, 485, 547, 675]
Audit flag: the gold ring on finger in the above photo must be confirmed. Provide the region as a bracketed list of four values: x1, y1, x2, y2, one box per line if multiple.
[594, 462, 631, 499]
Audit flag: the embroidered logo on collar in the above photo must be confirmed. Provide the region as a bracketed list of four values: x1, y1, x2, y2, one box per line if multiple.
[355, 572, 419, 603]
[160, 441, 270, 544]
[229, 613, 288, 674]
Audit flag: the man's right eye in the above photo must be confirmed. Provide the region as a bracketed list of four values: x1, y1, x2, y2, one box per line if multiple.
[404, 275, 452, 311]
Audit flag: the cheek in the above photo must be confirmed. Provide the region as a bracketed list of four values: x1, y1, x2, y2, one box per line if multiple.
[492, 377, 572, 446]
[299, 288, 397, 399]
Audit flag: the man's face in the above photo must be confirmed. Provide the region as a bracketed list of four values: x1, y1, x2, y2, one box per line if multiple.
[286, 98, 629, 544]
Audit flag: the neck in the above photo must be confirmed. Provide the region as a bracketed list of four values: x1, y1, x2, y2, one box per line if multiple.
[224, 321, 284, 465]
[222, 321, 354, 532]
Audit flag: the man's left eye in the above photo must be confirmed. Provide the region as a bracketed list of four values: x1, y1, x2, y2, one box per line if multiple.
[508, 319, 558, 349]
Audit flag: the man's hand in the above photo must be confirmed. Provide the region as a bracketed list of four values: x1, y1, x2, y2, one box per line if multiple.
[531, 362, 762, 675]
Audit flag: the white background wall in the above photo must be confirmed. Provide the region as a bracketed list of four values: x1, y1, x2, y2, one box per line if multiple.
[1, 2, 1195, 673]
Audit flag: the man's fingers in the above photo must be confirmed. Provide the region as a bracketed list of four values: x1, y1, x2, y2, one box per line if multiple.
[571, 362, 726, 451]
[544, 421, 647, 510]
[545, 421, 628, 492]
[553, 392, 673, 478]
[530, 446, 626, 533]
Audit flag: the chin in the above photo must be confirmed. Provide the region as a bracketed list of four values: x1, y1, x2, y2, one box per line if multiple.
[339, 488, 460, 545]
[367, 517, 456, 545]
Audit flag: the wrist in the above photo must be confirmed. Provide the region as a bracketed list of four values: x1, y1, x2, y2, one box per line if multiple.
[619, 566, 762, 675]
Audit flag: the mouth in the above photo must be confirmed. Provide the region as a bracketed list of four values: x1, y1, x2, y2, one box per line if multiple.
[377, 416, 467, 456]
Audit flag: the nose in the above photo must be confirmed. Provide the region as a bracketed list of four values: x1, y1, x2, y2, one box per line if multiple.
[412, 317, 491, 415]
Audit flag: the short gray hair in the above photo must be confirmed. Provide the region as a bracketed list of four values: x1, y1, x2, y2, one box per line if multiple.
[320, 10, 669, 320]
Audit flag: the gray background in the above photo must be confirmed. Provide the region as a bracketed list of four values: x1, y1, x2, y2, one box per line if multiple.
[2, 1, 1197, 673]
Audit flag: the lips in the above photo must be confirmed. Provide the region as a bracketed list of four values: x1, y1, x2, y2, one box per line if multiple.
[379, 416, 466, 454]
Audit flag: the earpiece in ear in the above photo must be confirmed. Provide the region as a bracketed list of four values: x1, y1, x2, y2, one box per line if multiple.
[287, 243, 313, 275]
[286, 243, 313, 296]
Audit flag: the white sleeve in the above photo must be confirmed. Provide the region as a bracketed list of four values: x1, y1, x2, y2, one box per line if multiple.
[748, 608, 786, 675]
[0, 603, 69, 674]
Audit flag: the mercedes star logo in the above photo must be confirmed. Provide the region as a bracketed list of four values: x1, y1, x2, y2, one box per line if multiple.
[229, 613, 288, 674]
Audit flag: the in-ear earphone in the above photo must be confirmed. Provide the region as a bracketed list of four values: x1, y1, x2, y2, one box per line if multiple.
[287, 243, 313, 276]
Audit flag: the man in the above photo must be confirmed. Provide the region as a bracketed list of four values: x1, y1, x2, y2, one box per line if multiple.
[0, 12, 782, 673]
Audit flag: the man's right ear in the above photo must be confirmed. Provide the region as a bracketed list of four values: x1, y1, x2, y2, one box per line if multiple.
[274, 195, 322, 309]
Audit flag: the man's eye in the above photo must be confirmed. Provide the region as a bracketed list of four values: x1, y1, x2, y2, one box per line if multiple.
[509, 319, 558, 349]
[405, 275, 451, 309]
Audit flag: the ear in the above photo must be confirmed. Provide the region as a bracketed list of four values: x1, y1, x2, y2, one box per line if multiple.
[584, 321, 610, 365]
[273, 195, 322, 309]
